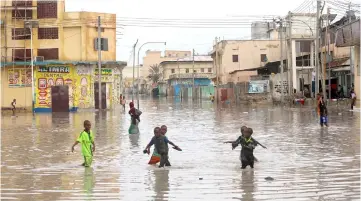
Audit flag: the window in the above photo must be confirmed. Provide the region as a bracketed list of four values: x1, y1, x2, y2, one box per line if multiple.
[94, 38, 109, 51]
[38, 28, 58, 39]
[12, 28, 31, 40]
[12, 10, 32, 19]
[95, 27, 105, 32]
[171, 69, 175, 73]
[261, 54, 267, 62]
[194, 70, 197, 73]
[185, 54, 188, 56]
[37, 1, 57, 19]
[12, 49, 31, 61]
[37, 48, 59, 60]
[168, 54, 171, 57]
[201, 68, 204, 73]
[12, 1, 32, 7]
[232, 55, 238, 62]
[186, 68, 189, 73]
[208, 68, 212, 73]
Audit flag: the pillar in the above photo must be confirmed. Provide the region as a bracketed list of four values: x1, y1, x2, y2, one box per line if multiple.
[292, 40, 297, 91]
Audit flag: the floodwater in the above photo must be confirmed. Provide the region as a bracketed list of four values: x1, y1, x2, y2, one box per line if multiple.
[1, 97, 360, 201]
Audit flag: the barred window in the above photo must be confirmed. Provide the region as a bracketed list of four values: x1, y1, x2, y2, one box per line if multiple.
[38, 48, 59, 60]
[12, 0, 32, 7]
[12, 10, 32, 19]
[12, 49, 31, 61]
[37, 1, 57, 19]
[12, 28, 31, 40]
[38, 28, 58, 39]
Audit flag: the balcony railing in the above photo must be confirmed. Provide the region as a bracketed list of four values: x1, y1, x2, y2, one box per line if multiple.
[168, 73, 214, 79]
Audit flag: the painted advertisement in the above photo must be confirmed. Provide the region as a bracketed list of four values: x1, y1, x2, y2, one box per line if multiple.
[76, 66, 92, 109]
[8, 68, 32, 87]
[94, 68, 113, 82]
[35, 66, 75, 109]
[248, 80, 270, 93]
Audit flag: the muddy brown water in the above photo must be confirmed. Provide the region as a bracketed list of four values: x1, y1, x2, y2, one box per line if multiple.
[2, 98, 360, 201]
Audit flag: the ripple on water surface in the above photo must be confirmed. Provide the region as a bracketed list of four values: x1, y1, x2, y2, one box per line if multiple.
[1, 99, 360, 201]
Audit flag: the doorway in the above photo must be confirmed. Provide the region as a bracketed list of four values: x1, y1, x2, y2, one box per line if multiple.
[94, 83, 107, 109]
[51, 85, 70, 112]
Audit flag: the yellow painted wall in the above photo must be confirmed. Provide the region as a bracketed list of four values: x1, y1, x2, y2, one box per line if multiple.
[63, 27, 82, 61]
[1, 67, 33, 109]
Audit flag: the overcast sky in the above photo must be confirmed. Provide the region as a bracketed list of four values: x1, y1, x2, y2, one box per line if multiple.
[65, 0, 359, 65]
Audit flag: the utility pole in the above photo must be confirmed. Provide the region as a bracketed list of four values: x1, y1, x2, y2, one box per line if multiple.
[327, 8, 331, 100]
[192, 49, 195, 100]
[288, 12, 292, 95]
[349, 3, 354, 88]
[132, 39, 138, 103]
[97, 16, 102, 110]
[315, 0, 321, 97]
[215, 37, 219, 103]
[279, 18, 284, 102]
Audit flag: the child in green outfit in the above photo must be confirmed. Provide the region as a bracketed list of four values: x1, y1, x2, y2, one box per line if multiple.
[71, 120, 95, 167]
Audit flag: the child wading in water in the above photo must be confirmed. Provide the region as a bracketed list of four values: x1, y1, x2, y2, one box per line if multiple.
[144, 126, 180, 168]
[225, 127, 266, 169]
[148, 125, 170, 165]
[317, 93, 328, 127]
[71, 120, 95, 167]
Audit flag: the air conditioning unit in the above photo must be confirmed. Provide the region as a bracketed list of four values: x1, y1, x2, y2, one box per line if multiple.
[35, 56, 44, 62]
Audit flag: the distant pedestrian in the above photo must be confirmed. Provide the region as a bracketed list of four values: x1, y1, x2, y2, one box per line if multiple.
[351, 90, 356, 110]
[71, 120, 95, 167]
[121, 96, 126, 111]
[317, 93, 328, 127]
[210, 93, 215, 103]
[11, 99, 16, 116]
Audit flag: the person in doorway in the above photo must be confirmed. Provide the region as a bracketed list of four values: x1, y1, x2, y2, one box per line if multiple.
[351, 90, 357, 110]
[71, 120, 95, 167]
[11, 99, 16, 116]
[338, 85, 344, 98]
[317, 93, 328, 127]
[210, 93, 215, 103]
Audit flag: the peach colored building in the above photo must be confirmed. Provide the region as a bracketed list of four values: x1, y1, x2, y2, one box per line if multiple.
[210, 40, 283, 85]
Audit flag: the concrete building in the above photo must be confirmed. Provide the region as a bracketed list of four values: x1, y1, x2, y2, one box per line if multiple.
[139, 50, 192, 93]
[0, 0, 126, 112]
[209, 40, 283, 85]
[159, 55, 214, 97]
[251, 22, 278, 40]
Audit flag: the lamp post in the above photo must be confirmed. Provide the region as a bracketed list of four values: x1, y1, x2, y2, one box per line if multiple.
[137, 41, 166, 109]
[24, 20, 39, 113]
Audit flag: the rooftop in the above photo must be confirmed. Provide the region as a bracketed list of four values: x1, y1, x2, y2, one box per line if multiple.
[160, 55, 213, 64]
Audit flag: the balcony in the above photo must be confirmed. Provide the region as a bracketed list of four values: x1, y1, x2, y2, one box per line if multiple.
[168, 73, 214, 79]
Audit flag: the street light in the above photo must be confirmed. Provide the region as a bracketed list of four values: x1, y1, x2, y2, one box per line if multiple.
[136, 41, 166, 109]
[24, 20, 39, 113]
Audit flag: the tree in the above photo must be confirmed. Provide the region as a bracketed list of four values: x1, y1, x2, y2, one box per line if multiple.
[147, 64, 162, 84]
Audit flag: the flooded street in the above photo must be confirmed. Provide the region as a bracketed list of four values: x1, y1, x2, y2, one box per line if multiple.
[2, 98, 360, 201]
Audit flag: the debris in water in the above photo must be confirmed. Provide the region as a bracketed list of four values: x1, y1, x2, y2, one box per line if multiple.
[338, 113, 342, 115]
[199, 178, 203, 180]
[265, 177, 274, 181]
[243, 112, 248, 114]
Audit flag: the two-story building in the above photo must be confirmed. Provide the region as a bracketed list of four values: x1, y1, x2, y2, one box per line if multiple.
[0, 0, 126, 112]
[160, 55, 214, 97]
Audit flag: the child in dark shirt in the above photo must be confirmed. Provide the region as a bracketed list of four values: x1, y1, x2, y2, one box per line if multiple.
[144, 127, 180, 168]
[225, 127, 266, 169]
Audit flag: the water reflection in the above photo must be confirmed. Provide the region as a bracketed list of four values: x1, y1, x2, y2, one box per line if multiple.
[83, 167, 95, 200]
[241, 170, 255, 201]
[153, 170, 170, 201]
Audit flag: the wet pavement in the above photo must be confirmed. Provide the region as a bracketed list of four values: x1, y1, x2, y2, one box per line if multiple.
[1, 97, 360, 201]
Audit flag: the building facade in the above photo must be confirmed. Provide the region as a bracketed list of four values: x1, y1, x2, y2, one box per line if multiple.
[159, 56, 214, 98]
[210, 40, 283, 85]
[139, 50, 192, 93]
[0, 0, 126, 112]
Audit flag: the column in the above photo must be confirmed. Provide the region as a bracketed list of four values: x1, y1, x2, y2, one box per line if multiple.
[291, 40, 297, 91]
